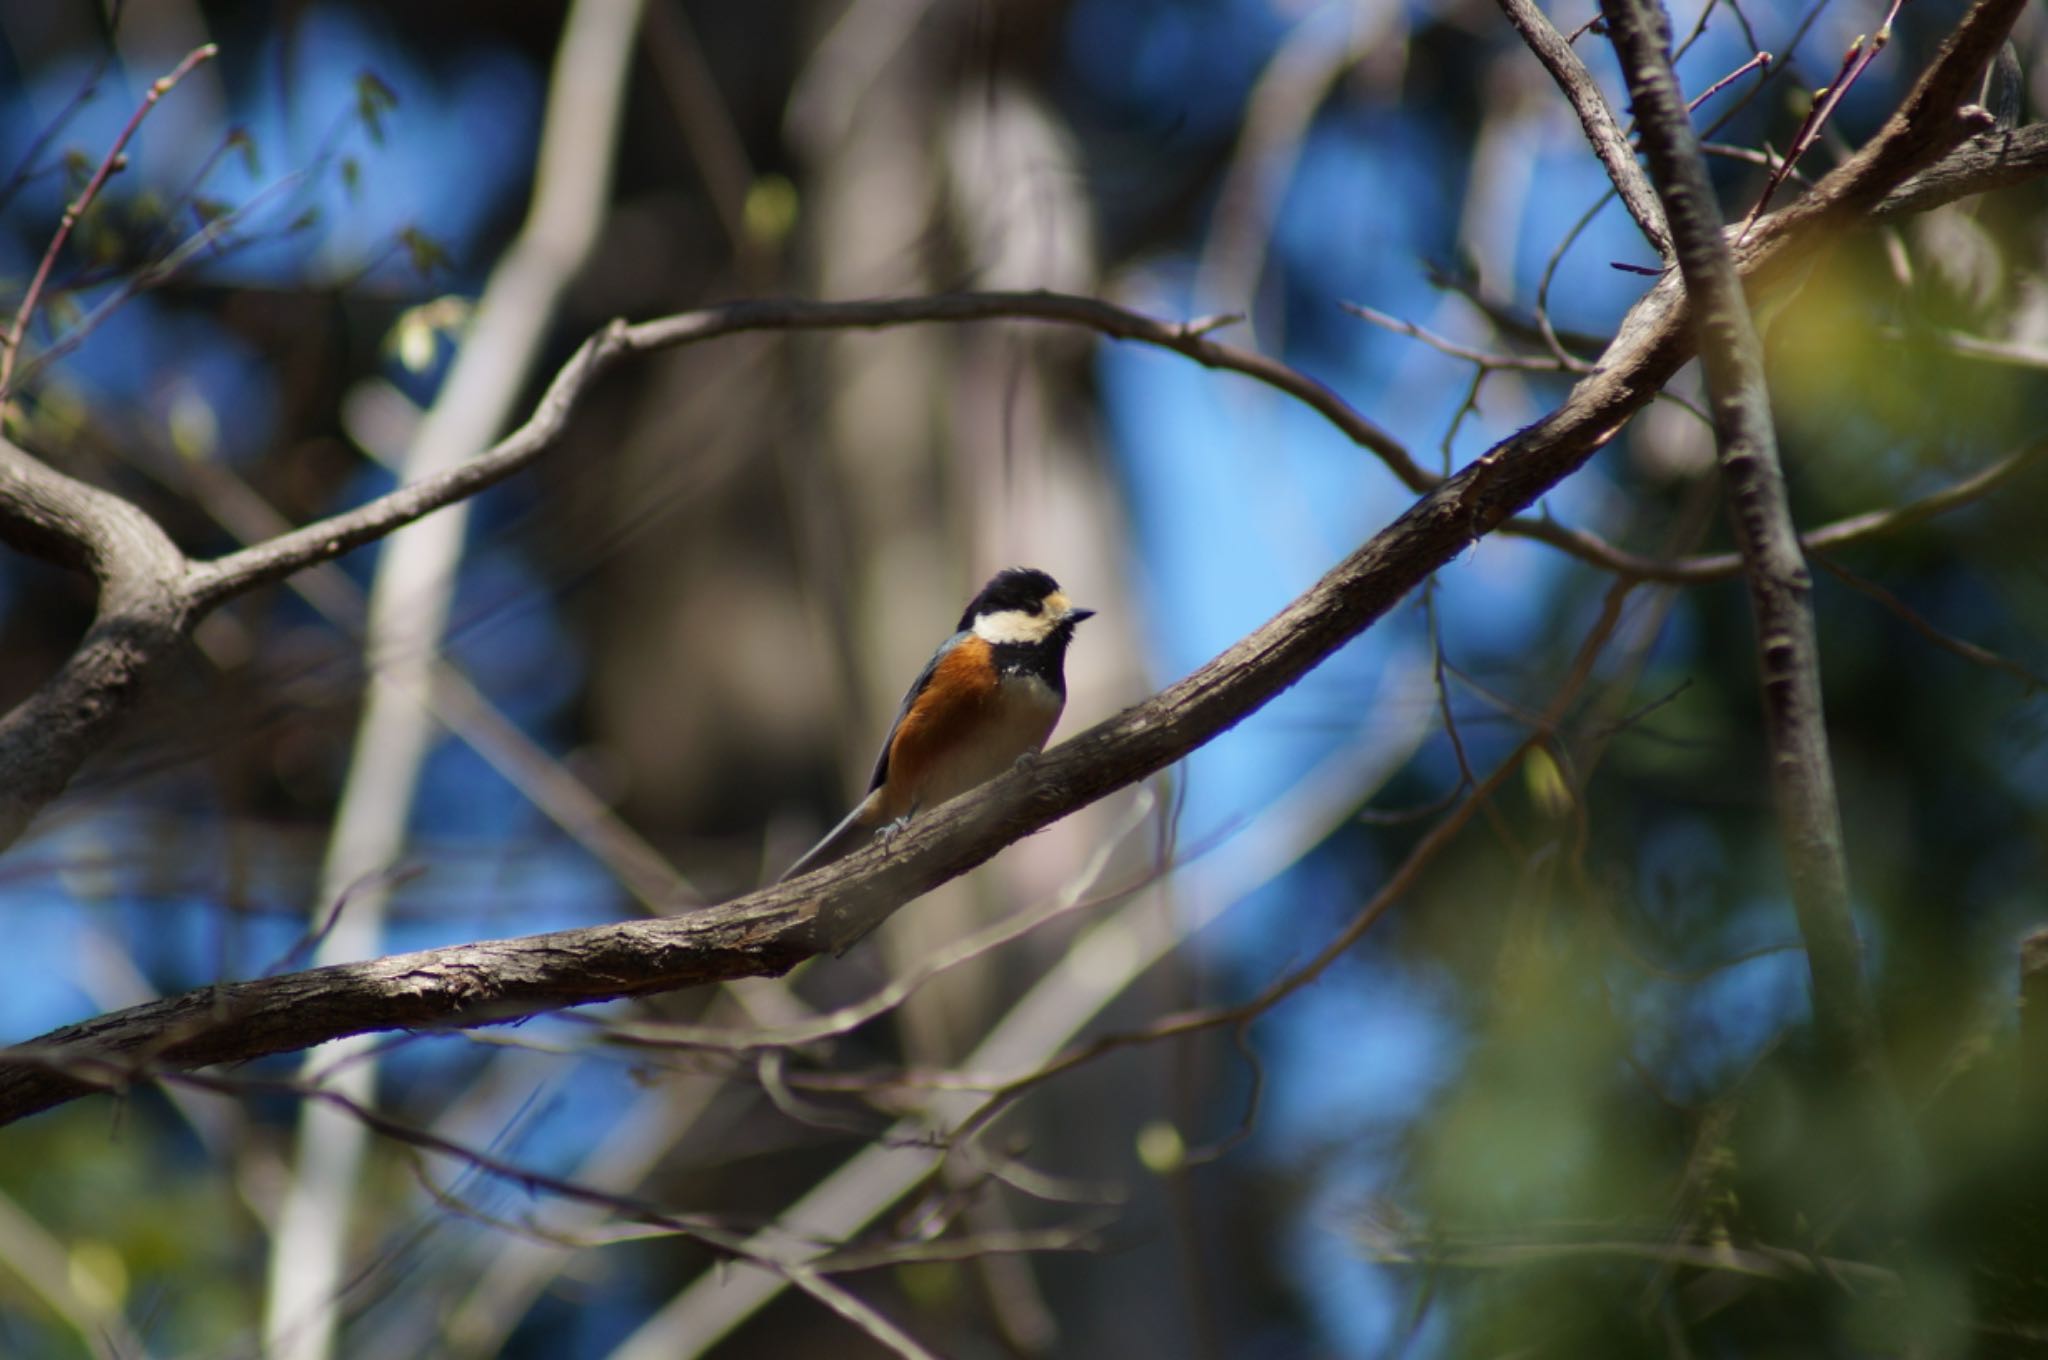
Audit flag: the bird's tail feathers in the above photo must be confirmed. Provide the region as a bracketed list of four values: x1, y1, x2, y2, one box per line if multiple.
[778, 795, 884, 883]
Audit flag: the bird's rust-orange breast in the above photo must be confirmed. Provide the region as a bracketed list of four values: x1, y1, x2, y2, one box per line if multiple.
[884, 639, 1003, 819]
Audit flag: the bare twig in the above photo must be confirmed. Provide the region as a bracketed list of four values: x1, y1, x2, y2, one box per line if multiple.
[1423, 262, 1610, 357]
[1703, 140, 1794, 171]
[1340, 300, 1575, 372]
[0, 43, 216, 403]
[0, 52, 113, 218]
[1736, 0, 1906, 242]
[1496, 0, 1673, 257]
[1354, 1213, 1900, 1289]
[1689, 51, 1773, 111]
[1816, 556, 2045, 690]
[1533, 191, 1613, 368]
[1499, 432, 2048, 582]
[182, 292, 1427, 611]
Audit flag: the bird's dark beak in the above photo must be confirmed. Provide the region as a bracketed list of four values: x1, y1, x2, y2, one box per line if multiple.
[1067, 606, 1097, 624]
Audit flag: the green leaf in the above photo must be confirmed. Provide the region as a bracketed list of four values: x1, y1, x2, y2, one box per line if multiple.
[743, 174, 800, 248]
[394, 312, 438, 373]
[129, 189, 167, 231]
[355, 70, 398, 145]
[61, 147, 92, 191]
[398, 225, 451, 279]
[86, 220, 123, 265]
[226, 127, 261, 178]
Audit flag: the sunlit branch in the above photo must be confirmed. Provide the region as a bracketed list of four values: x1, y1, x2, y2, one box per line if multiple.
[1495, 0, 1673, 257]
[187, 291, 1428, 611]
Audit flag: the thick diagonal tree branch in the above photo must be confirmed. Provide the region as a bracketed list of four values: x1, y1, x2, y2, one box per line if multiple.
[0, 0, 2032, 1126]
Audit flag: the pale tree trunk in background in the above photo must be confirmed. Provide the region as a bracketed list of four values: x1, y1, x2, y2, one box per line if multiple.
[258, 3, 645, 1357]
[793, 3, 963, 1069]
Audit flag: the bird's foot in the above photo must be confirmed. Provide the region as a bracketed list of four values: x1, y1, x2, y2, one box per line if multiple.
[879, 812, 914, 850]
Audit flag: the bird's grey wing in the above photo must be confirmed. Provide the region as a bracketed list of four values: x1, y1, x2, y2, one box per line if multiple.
[777, 633, 968, 884]
[863, 631, 967, 793]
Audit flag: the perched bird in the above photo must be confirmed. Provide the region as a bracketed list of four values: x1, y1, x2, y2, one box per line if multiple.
[780, 567, 1094, 881]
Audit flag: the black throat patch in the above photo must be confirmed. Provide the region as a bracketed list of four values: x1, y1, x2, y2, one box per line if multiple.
[989, 624, 1076, 695]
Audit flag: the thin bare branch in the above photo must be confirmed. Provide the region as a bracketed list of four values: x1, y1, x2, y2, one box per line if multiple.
[1600, 0, 1908, 1178]
[1498, 433, 2048, 581]
[1496, 0, 1673, 257]
[185, 292, 1429, 610]
[1736, 0, 1904, 242]
[1689, 50, 1773, 110]
[1354, 1212, 1901, 1289]
[0, 43, 217, 403]
[1340, 300, 1575, 372]
[1816, 557, 2045, 690]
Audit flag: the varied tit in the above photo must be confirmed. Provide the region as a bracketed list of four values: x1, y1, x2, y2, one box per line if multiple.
[780, 567, 1095, 881]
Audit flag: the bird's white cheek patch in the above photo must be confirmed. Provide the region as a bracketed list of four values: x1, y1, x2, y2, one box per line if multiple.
[972, 608, 1056, 645]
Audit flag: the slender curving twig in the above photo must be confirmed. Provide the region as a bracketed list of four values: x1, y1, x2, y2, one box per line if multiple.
[1816, 557, 2046, 691]
[182, 292, 1429, 611]
[0, 44, 217, 403]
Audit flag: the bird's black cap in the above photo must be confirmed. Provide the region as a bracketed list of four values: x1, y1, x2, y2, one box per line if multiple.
[959, 567, 1066, 630]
